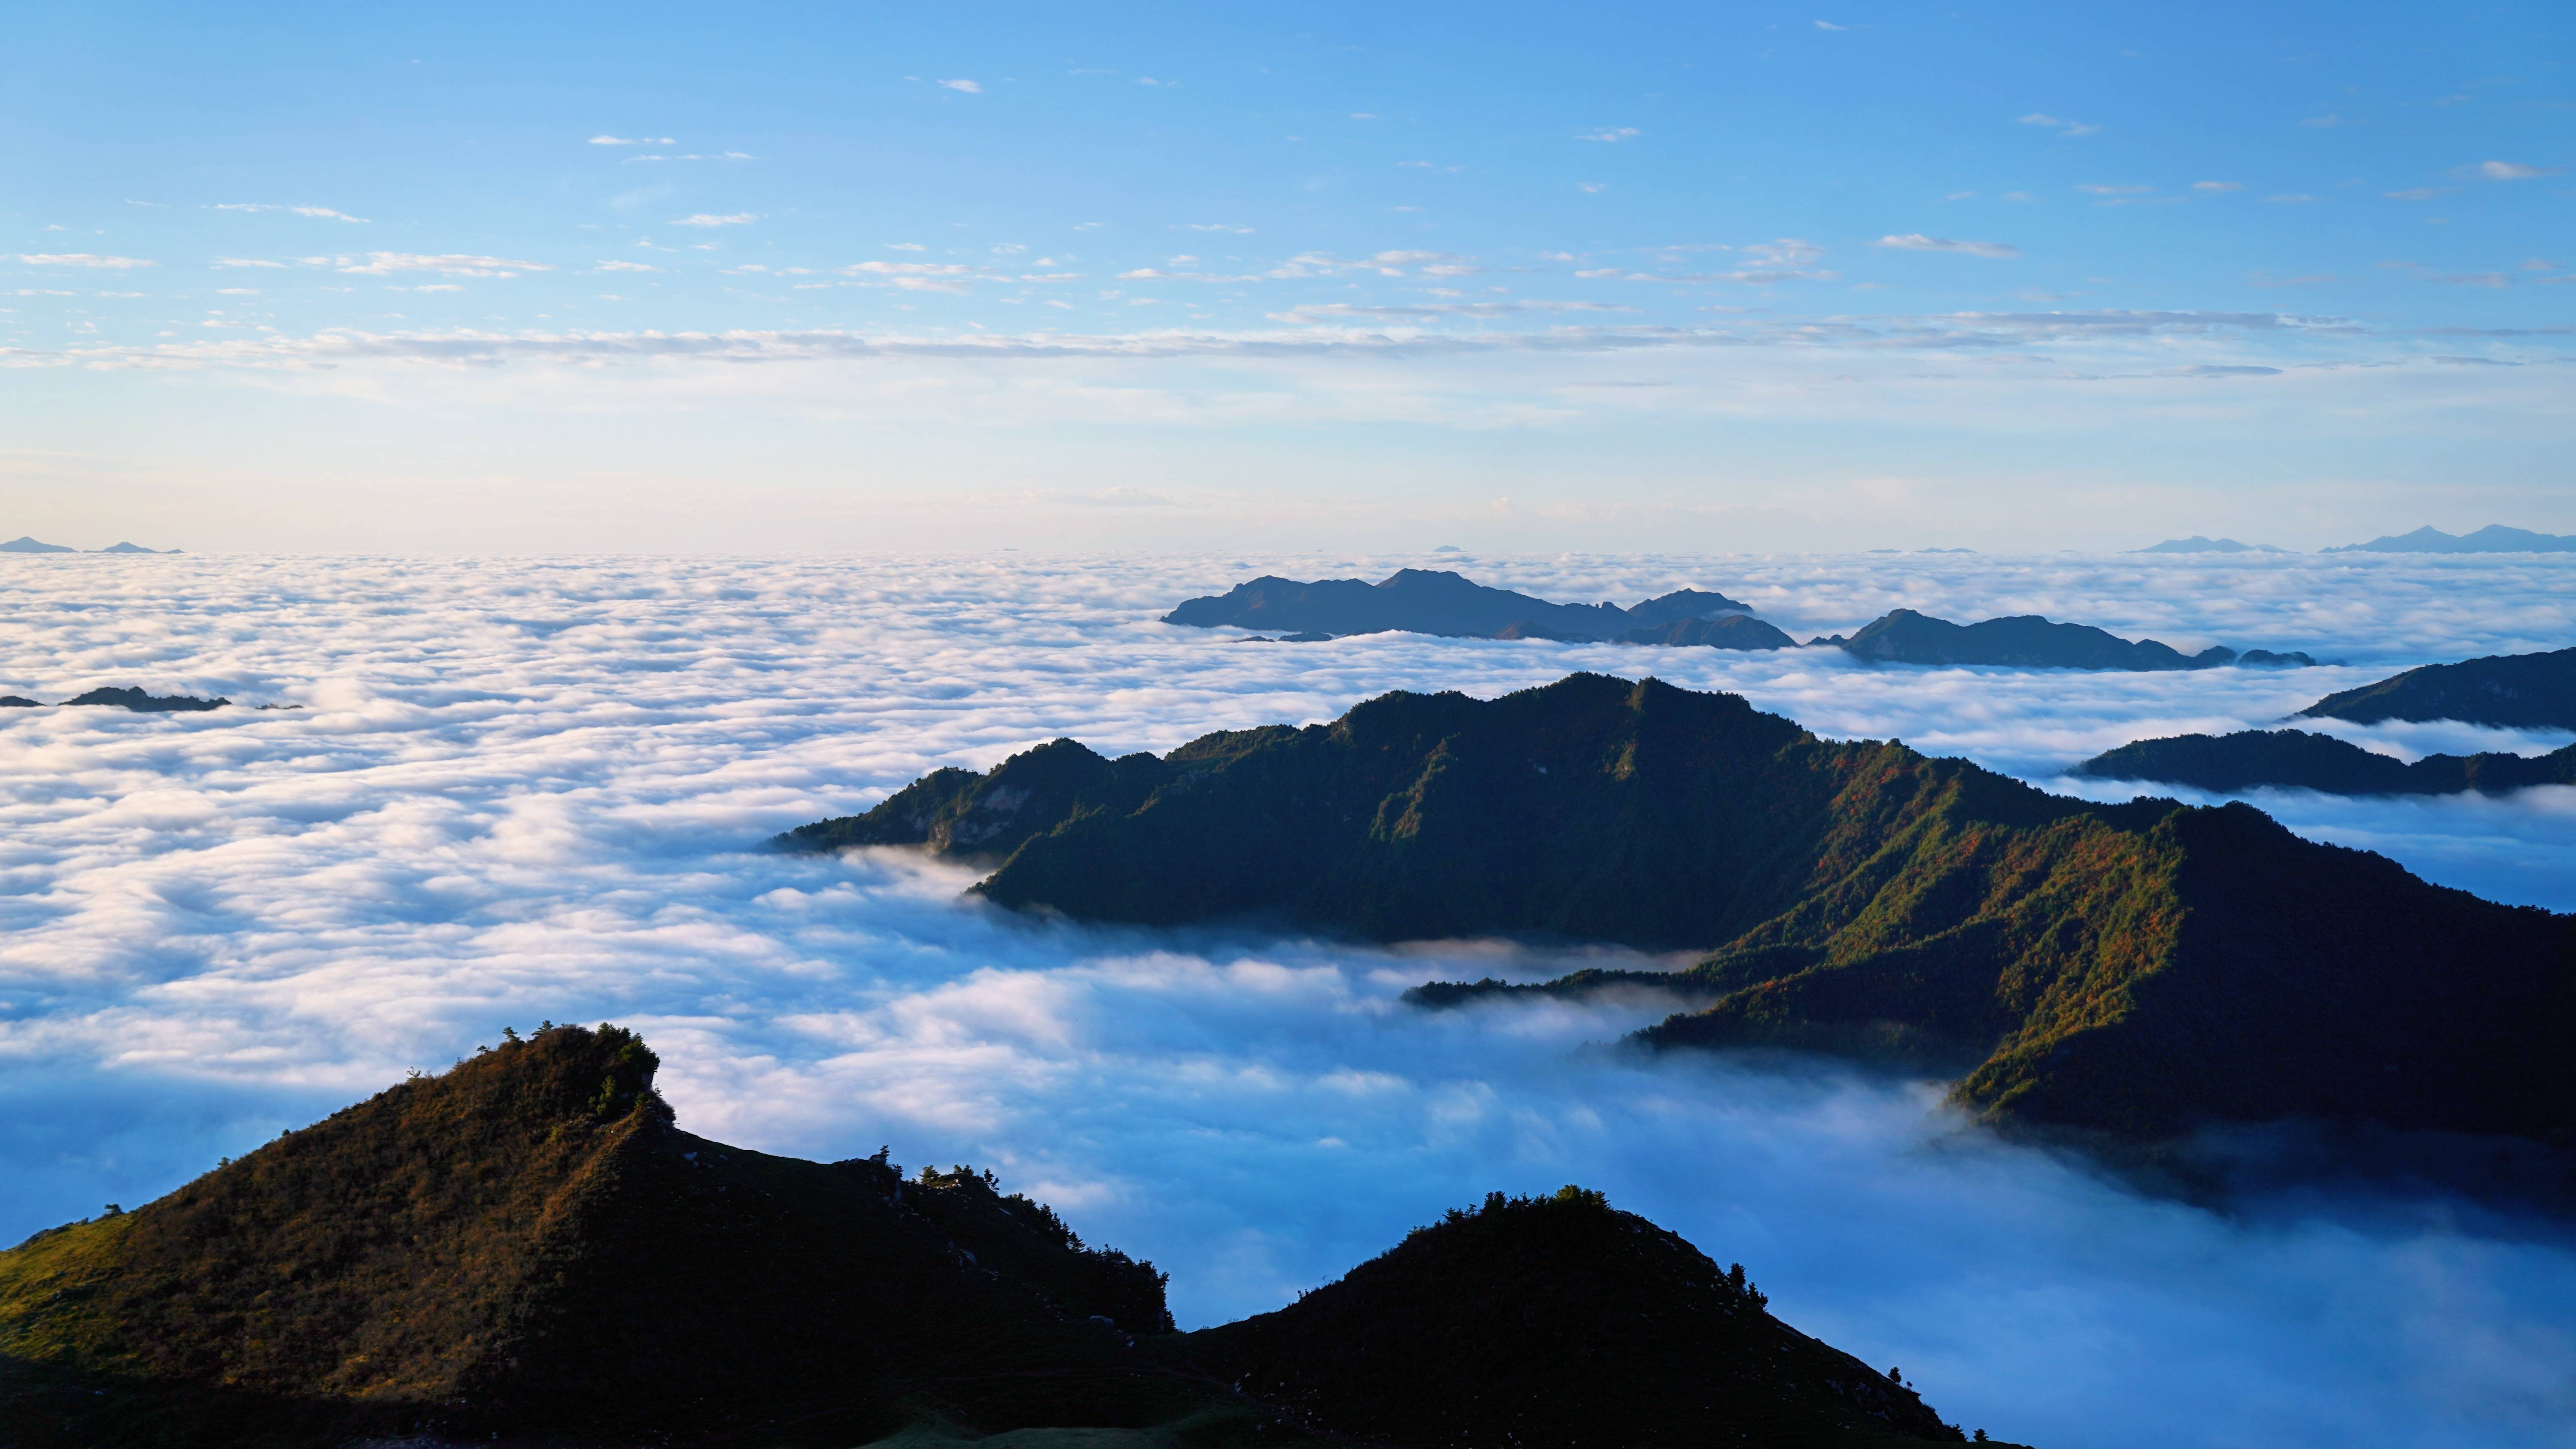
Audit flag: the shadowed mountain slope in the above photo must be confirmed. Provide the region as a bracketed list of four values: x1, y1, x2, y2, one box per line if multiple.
[2297, 646, 2576, 731]
[1162, 568, 1760, 642]
[2074, 728, 2576, 798]
[1191, 1186, 1973, 1448]
[0, 1027, 1993, 1449]
[0, 1025, 1181, 1447]
[783, 674, 2576, 1147]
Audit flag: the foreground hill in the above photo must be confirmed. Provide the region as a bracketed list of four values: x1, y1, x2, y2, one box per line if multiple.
[2074, 728, 2576, 798]
[782, 674, 2575, 1147]
[0, 1026, 1987, 1448]
[1163, 568, 1781, 644]
[1194, 1185, 1968, 1448]
[2297, 646, 2576, 731]
[1816, 609, 2312, 670]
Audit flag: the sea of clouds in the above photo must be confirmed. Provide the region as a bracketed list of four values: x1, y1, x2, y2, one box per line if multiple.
[1, 550, 2572, 1449]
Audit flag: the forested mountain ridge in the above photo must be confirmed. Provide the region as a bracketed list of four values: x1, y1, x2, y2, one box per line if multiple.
[784, 674, 2576, 1148]
[0, 1026, 1991, 1449]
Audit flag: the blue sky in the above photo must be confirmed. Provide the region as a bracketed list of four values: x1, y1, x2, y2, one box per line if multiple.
[3, 1, 2570, 551]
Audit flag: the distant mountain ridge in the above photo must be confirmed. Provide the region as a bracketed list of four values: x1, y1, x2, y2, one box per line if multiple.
[0, 1025, 1989, 1448]
[1164, 569, 1789, 647]
[0, 537, 176, 554]
[2296, 646, 2576, 731]
[2074, 728, 2576, 798]
[781, 674, 2574, 1150]
[2325, 525, 2576, 554]
[1817, 608, 2314, 670]
[2132, 536, 2286, 554]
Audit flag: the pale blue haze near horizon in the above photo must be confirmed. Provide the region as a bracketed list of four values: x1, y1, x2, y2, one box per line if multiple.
[2, 1, 2571, 551]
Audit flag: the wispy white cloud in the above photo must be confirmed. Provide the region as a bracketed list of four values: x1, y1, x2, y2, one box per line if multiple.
[213, 203, 370, 222]
[2076, 183, 2152, 196]
[1576, 182, 1607, 194]
[2475, 160, 2559, 180]
[2191, 181, 2243, 192]
[2016, 113, 2101, 137]
[841, 260, 982, 292]
[213, 257, 287, 268]
[331, 253, 550, 277]
[15, 254, 155, 268]
[1874, 234, 2021, 259]
[2383, 188, 2454, 202]
[2297, 113, 2357, 128]
[937, 78, 982, 93]
[671, 213, 759, 227]
[1578, 127, 1641, 142]
[588, 134, 674, 146]
[1814, 19, 1849, 30]
[1184, 223, 1255, 234]
[596, 260, 659, 272]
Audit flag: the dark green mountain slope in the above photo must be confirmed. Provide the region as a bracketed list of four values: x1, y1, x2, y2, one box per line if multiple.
[1192, 1186, 1974, 1449]
[0, 1028, 1993, 1449]
[2298, 646, 2576, 730]
[782, 674, 2576, 1146]
[2073, 728, 2576, 797]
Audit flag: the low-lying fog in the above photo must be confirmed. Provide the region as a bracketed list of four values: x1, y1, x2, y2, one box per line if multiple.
[2, 551, 2572, 1448]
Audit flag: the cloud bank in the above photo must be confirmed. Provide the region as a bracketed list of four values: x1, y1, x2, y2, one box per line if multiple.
[0, 553, 2572, 1448]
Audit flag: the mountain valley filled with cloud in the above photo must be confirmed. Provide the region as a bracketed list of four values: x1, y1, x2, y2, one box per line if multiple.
[2, 550, 2572, 1448]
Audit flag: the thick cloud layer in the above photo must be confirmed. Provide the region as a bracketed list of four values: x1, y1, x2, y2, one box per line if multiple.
[1, 550, 2572, 1448]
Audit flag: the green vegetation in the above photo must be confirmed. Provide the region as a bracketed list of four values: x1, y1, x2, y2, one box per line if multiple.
[0, 1028, 1984, 1448]
[785, 673, 2576, 1147]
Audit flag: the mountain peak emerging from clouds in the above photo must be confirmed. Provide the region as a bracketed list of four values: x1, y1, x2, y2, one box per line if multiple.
[1164, 568, 1771, 643]
[2132, 536, 2287, 553]
[2324, 525, 2576, 554]
[786, 673, 2575, 1153]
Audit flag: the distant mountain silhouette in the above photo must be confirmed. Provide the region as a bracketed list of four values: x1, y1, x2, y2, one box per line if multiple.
[781, 674, 2574, 1150]
[1621, 613, 1798, 649]
[0, 1025, 1988, 1448]
[1195, 1185, 1974, 1447]
[58, 687, 229, 712]
[2074, 728, 2576, 798]
[0, 536, 75, 554]
[1820, 609, 2308, 670]
[2132, 536, 2286, 554]
[0, 697, 34, 709]
[1163, 569, 1782, 645]
[2296, 647, 2576, 731]
[93, 542, 172, 554]
[2324, 525, 2576, 554]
